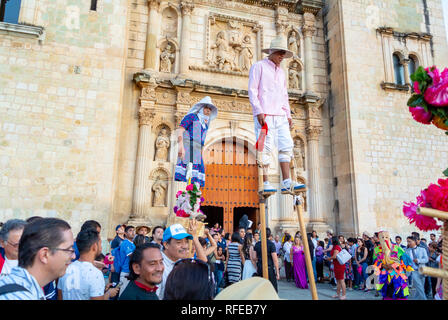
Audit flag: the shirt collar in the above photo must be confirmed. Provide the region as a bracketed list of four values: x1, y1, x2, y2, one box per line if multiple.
[134, 280, 158, 293]
[264, 57, 280, 70]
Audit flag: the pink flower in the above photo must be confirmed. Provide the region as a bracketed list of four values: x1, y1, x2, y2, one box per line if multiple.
[403, 201, 441, 231]
[426, 179, 448, 212]
[408, 106, 432, 124]
[186, 184, 194, 191]
[176, 191, 183, 198]
[424, 67, 448, 107]
[413, 81, 421, 94]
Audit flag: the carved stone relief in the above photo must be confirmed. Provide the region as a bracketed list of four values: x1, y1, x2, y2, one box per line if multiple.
[288, 59, 303, 91]
[159, 41, 176, 73]
[151, 169, 169, 207]
[288, 30, 300, 58]
[189, 13, 262, 77]
[293, 137, 306, 172]
[154, 126, 171, 162]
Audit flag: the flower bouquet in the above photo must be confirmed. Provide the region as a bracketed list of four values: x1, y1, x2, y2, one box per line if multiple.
[403, 178, 448, 231]
[173, 182, 206, 221]
[407, 66, 448, 130]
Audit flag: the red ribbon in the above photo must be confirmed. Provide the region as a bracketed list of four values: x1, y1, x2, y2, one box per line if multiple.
[255, 122, 268, 152]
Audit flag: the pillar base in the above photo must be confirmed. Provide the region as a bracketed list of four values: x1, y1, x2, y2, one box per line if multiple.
[275, 221, 300, 237]
[306, 221, 331, 239]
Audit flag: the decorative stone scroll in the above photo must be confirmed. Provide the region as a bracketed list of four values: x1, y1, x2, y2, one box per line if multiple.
[189, 13, 263, 76]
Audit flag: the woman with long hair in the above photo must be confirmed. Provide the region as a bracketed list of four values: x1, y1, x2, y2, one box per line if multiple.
[242, 233, 257, 280]
[291, 236, 308, 289]
[325, 236, 346, 299]
[225, 232, 244, 284]
[355, 238, 368, 290]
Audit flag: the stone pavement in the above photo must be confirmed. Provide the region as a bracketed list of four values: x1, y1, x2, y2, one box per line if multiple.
[277, 279, 382, 300]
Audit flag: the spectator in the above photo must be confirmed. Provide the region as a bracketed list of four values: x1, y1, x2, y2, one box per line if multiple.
[225, 232, 244, 285]
[157, 222, 206, 300]
[0, 219, 27, 276]
[362, 231, 374, 266]
[211, 223, 221, 234]
[306, 232, 316, 282]
[354, 238, 368, 291]
[213, 245, 226, 293]
[345, 238, 355, 291]
[254, 223, 261, 236]
[291, 236, 307, 289]
[110, 225, 125, 250]
[115, 225, 136, 296]
[406, 236, 428, 300]
[323, 229, 335, 285]
[412, 232, 431, 298]
[73, 220, 101, 261]
[273, 235, 282, 257]
[253, 231, 260, 244]
[164, 258, 215, 300]
[136, 226, 151, 243]
[198, 229, 217, 274]
[242, 233, 257, 280]
[119, 243, 163, 300]
[395, 235, 406, 249]
[238, 227, 246, 245]
[325, 236, 346, 300]
[427, 242, 439, 298]
[0, 218, 74, 300]
[25, 216, 42, 224]
[150, 226, 164, 250]
[253, 228, 280, 292]
[315, 240, 324, 283]
[58, 229, 118, 300]
[429, 233, 437, 245]
[283, 234, 293, 282]
[133, 234, 150, 247]
[215, 231, 227, 254]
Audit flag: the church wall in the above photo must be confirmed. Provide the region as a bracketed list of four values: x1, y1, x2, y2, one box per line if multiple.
[0, 0, 129, 244]
[327, 0, 448, 238]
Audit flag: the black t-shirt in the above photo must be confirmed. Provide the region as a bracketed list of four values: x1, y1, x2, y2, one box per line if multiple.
[118, 281, 159, 300]
[111, 235, 124, 250]
[254, 240, 276, 269]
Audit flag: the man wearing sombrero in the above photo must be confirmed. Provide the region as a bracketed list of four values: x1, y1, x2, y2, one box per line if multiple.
[248, 37, 305, 193]
[175, 96, 218, 187]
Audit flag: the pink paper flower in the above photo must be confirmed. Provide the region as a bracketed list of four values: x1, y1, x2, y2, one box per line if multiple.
[426, 179, 448, 212]
[186, 184, 194, 191]
[408, 106, 432, 124]
[403, 201, 441, 231]
[413, 81, 421, 94]
[176, 190, 183, 198]
[424, 67, 448, 107]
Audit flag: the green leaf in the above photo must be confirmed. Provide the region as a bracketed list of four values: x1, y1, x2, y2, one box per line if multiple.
[408, 95, 424, 107]
[443, 168, 448, 177]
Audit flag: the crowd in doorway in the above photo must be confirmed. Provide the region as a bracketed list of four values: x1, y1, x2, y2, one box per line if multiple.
[0, 216, 444, 301]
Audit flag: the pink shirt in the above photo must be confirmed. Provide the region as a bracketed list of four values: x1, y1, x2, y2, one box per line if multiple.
[248, 58, 291, 119]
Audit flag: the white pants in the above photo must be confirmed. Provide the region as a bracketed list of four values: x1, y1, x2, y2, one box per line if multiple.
[254, 114, 293, 166]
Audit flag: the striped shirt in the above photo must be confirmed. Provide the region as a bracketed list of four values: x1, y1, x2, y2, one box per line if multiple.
[0, 266, 45, 300]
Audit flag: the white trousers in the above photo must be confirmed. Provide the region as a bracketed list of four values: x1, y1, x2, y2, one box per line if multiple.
[254, 114, 293, 166]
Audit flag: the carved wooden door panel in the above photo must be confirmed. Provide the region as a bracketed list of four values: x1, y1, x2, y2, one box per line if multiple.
[203, 139, 258, 233]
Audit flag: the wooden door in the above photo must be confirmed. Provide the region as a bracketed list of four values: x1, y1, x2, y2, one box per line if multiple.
[202, 139, 258, 233]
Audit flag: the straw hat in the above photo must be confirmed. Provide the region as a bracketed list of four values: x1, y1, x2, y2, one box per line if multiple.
[262, 37, 294, 59]
[136, 225, 151, 234]
[214, 277, 280, 300]
[186, 96, 218, 122]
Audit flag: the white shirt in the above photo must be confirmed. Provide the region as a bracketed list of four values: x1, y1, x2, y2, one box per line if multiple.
[0, 257, 18, 276]
[58, 260, 105, 300]
[311, 238, 318, 255]
[283, 242, 292, 263]
[156, 251, 177, 300]
[0, 267, 45, 300]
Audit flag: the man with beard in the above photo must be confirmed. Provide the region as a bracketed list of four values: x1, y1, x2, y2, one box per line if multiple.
[119, 243, 164, 300]
[57, 229, 119, 300]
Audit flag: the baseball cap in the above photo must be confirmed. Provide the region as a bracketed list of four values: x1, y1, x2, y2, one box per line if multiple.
[115, 224, 124, 231]
[163, 224, 193, 242]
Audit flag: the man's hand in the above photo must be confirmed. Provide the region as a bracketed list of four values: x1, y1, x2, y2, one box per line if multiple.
[188, 219, 198, 237]
[204, 228, 209, 236]
[288, 117, 292, 129]
[108, 287, 119, 298]
[257, 114, 265, 127]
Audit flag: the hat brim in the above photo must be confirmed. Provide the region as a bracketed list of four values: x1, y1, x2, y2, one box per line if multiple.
[136, 226, 151, 232]
[262, 48, 294, 59]
[189, 102, 218, 122]
[163, 233, 194, 242]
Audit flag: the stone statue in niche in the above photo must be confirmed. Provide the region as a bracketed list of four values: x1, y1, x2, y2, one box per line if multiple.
[152, 178, 167, 207]
[239, 35, 253, 72]
[211, 30, 235, 71]
[288, 30, 300, 57]
[293, 138, 305, 171]
[154, 127, 170, 161]
[160, 43, 175, 73]
[288, 61, 302, 90]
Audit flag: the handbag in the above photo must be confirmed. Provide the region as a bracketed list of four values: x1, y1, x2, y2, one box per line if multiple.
[336, 248, 352, 265]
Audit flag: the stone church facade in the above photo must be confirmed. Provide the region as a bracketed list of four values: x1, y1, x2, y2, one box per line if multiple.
[0, 0, 447, 242]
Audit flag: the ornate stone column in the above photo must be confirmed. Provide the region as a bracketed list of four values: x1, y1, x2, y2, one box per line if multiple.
[144, 0, 161, 71]
[179, 1, 194, 77]
[401, 58, 410, 85]
[302, 12, 316, 94]
[130, 77, 158, 224]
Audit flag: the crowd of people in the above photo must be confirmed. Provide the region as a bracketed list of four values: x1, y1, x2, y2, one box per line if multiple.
[0, 216, 445, 301]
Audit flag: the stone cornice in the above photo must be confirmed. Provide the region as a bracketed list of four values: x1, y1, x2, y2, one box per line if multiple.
[195, 0, 298, 14]
[0, 22, 45, 40]
[380, 82, 410, 92]
[376, 27, 432, 42]
[296, 0, 324, 15]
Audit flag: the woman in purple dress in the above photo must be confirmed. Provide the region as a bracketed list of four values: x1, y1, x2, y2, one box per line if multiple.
[175, 96, 218, 187]
[290, 236, 308, 289]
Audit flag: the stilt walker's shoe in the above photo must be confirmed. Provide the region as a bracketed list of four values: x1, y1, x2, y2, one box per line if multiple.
[281, 180, 306, 192]
[262, 182, 277, 193]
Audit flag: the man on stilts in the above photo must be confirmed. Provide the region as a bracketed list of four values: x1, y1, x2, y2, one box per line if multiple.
[248, 37, 305, 193]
